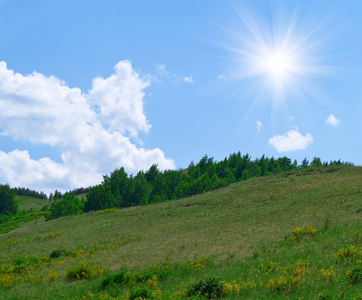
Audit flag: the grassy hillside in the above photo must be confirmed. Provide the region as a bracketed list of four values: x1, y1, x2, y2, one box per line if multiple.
[16, 195, 49, 212]
[0, 196, 49, 235]
[0, 166, 361, 299]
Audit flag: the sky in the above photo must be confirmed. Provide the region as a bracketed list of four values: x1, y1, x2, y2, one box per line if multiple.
[0, 0, 361, 194]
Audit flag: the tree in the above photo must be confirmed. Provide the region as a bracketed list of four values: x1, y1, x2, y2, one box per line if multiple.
[0, 184, 18, 216]
[242, 169, 252, 181]
[311, 157, 322, 167]
[301, 158, 309, 169]
[84, 185, 115, 212]
[46, 193, 83, 221]
[145, 164, 159, 184]
[132, 171, 152, 206]
[104, 167, 129, 207]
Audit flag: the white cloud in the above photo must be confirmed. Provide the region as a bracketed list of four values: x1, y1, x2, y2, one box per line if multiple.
[256, 120, 263, 132]
[155, 64, 168, 77]
[183, 76, 194, 84]
[218, 75, 226, 80]
[268, 128, 313, 152]
[0, 61, 175, 193]
[325, 114, 341, 127]
[88, 60, 151, 137]
[0, 150, 69, 189]
[153, 65, 194, 86]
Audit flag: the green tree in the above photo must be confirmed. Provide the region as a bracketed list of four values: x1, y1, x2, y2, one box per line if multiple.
[0, 185, 18, 215]
[103, 167, 129, 208]
[145, 164, 159, 184]
[0, 184, 17, 216]
[84, 185, 115, 212]
[301, 158, 309, 168]
[242, 169, 252, 181]
[46, 193, 83, 221]
[311, 157, 322, 167]
[133, 172, 152, 206]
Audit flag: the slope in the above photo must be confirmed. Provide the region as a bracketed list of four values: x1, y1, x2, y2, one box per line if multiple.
[0, 165, 361, 299]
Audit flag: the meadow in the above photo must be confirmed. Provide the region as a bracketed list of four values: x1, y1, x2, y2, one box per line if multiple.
[0, 165, 361, 299]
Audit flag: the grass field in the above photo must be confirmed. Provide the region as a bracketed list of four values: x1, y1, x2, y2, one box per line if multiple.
[0, 165, 361, 299]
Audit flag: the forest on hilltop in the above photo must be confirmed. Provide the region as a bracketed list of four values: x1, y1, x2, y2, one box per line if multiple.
[44, 153, 350, 221]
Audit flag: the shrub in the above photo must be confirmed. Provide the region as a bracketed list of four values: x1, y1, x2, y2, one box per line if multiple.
[222, 280, 256, 296]
[0, 274, 14, 287]
[317, 293, 334, 300]
[186, 277, 224, 299]
[44, 232, 63, 240]
[286, 225, 318, 242]
[266, 275, 302, 293]
[346, 265, 362, 284]
[11, 256, 51, 274]
[187, 257, 212, 269]
[287, 260, 308, 277]
[46, 269, 59, 282]
[80, 292, 118, 300]
[66, 262, 103, 281]
[50, 249, 67, 259]
[335, 245, 362, 261]
[128, 286, 153, 300]
[259, 261, 279, 275]
[96, 208, 119, 215]
[320, 266, 336, 281]
[100, 270, 133, 290]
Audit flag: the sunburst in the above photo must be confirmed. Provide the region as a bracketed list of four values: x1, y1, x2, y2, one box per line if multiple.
[224, 2, 332, 107]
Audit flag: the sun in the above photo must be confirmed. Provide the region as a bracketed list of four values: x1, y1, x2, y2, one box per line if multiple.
[246, 42, 303, 98]
[256, 48, 298, 88]
[225, 2, 329, 102]
[265, 53, 291, 77]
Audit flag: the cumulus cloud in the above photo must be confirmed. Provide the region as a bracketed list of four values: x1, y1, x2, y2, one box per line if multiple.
[0, 150, 69, 189]
[183, 76, 194, 84]
[256, 120, 263, 132]
[325, 114, 341, 127]
[268, 128, 313, 152]
[88, 61, 151, 137]
[0, 61, 175, 193]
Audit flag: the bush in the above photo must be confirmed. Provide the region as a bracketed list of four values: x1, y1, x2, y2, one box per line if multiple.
[334, 245, 362, 261]
[286, 225, 318, 242]
[346, 265, 362, 284]
[186, 277, 224, 299]
[317, 293, 334, 300]
[128, 286, 154, 300]
[50, 249, 67, 259]
[100, 270, 133, 289]
[66, 262, 103, 281]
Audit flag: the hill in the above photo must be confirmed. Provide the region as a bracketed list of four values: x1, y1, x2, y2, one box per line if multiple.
[0, 165, 361, 299]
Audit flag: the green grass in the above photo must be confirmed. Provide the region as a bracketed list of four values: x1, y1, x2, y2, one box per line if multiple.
[16, 195, 49, 213]
[0, 196, 49, 234]
[0, 165, 362, 299]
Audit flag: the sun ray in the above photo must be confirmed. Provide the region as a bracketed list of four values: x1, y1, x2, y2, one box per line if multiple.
[222, 1, 338, 111]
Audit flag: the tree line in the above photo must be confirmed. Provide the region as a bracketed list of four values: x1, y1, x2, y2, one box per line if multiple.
[43, 153, 350, 220]
[11, 187, 47, 199]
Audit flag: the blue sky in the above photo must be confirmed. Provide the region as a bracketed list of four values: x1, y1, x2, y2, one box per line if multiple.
[0, 0, 361, 193]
